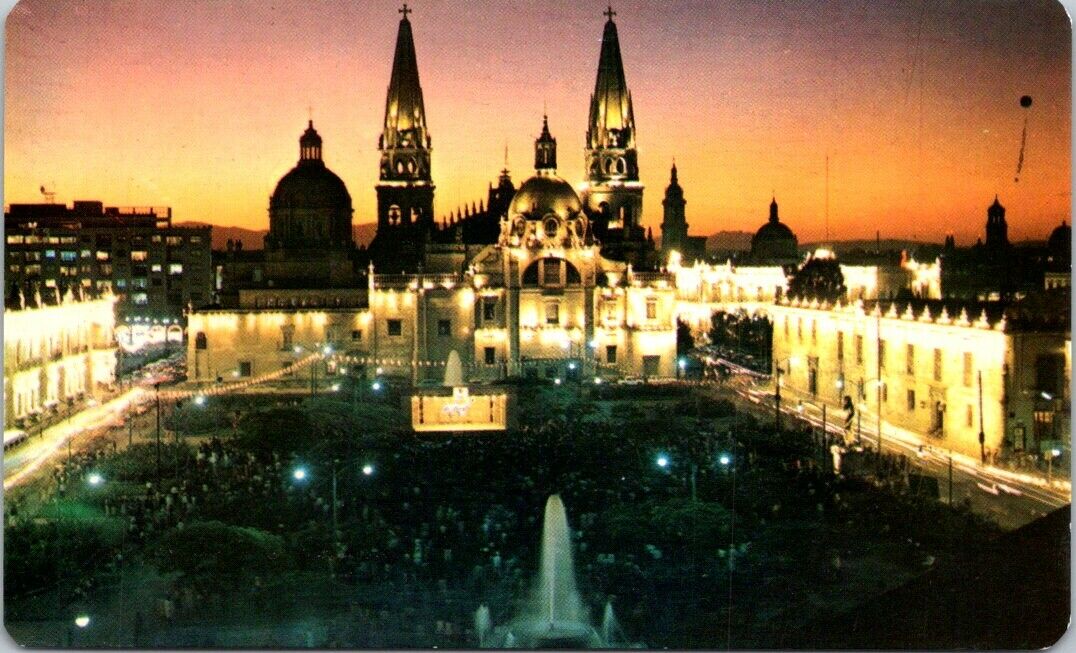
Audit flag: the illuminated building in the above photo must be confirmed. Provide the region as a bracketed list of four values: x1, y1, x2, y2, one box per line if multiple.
[4, 201, 211, 322]
[770, 296, 1070, 458]
[667, 250, 942, 331]
[189, 119, 678, 384]
[3, 290, 117, 429]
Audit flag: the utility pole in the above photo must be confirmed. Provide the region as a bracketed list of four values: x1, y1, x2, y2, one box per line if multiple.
[977, 370, 986, 464]
[774, 363, 782, 433]
[948, 451, 954, 505]
[876, 310, 883, 467]
[154, 382, 162, 483]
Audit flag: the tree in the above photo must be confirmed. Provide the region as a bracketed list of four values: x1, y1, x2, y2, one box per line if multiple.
[677, 320, 695, 356]
[787, 257, 847, 302]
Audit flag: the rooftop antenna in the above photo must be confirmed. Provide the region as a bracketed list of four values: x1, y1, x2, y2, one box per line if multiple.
[825, 154, 830, 242]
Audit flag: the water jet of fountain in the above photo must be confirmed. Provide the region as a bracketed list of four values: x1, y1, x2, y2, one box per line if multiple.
[475, 604, 491, 647]
[444, 350, 464, 387]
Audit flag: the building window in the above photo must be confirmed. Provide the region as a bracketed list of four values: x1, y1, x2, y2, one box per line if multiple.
[132, 293, 149, 305]
[190, 235, 203, 244]
[131, 251, 148, 262]
[96, 251, 110, 261]
[810, 320, 817, 343]
[437, 319, 451, 336]
[545, 301, 560, 325]
[933, 348, 942, 382]
[60, 251, 76, 262]
[166, 236, 183, 246]
[6, 235, 23, 244]
[484, 346, 496, 365]
[797, 318, 803, 340]
[151, 264, 163, 273]
[606, 345, 618, 364]
[387, 319, 403, 336]
[238, 361, 252, 377]
[646, 298, 657, 320]
[116, 279, 127, 289]
[169, 263, 183, 274]
[194, 332, 208, 350]
[483, 297, 496, 322]
[351, 329, 362, 341]
[906, 344, 915, 375]
[281, 325, 294, 350]
[45, 249, 56, 259]
[878, 339, 887, 370]
[152, 235, 162, 243]
[907, 389, 916, 412]
[963, 352, 973, 387]
[784, 317, 790, 339]
[966, 404, 974, 428]
[855, 335, 863, 364]
[543, 260, 561, 286]
[836, 331, 844, 361]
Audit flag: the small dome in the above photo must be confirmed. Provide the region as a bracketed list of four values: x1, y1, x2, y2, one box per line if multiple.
[509, 174, 582, 220]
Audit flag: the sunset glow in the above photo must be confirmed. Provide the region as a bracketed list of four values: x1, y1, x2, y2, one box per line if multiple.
[5, 0, 1071, 243]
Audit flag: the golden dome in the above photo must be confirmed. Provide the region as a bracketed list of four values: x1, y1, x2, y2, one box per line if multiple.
[509, 173, 583, 220]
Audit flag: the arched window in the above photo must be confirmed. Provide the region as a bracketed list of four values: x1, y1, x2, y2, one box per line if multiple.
[195, 332, 207, 350]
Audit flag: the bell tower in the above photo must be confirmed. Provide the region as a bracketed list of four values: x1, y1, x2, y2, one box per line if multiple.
[370, 4, 436, 271]
[579, 7, 647, 264]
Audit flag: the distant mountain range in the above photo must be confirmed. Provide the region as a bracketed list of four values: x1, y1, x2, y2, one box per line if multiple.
[177, 222, 378, 250]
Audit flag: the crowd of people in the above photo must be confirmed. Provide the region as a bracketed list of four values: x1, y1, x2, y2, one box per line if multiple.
[4, 384, 999, 648]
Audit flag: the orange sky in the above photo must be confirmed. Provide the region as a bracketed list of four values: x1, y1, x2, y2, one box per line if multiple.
[4, 0, 1071, 244]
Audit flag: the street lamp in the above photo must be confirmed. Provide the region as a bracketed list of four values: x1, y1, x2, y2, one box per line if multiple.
[292, 467, 308, 481]
[655, 454, 670, 469]
[86, 473, 104, 487]
[74, 614, 90, 629]
[371, 381, 383, 392]
[1048, 448, 1062, 482]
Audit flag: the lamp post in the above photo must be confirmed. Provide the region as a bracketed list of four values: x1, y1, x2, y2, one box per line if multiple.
[154, 382, 162, 483]
[1048, 448, 1062, 482]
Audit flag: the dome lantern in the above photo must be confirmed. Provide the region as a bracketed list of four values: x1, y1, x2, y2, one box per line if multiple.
[299, 120, 323, 164]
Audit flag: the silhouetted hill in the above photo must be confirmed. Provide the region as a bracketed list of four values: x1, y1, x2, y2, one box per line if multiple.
[176, 222, 378, 250]
[706, 231, 753, 251]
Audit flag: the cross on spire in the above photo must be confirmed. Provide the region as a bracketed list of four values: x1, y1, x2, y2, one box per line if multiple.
[399, 3, 411, 19]
[604, 5, 616, 20]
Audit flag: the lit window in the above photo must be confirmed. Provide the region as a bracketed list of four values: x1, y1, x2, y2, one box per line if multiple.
[190, 236, 203, 244]
[96, 251, 110, 261]
[963, 352, 973, 387]
[646, 298, 657, 320]
[151, 235, 162, 243]
[6, 235, 23, 244]
[45, 249, 56, 259]
[116, 279, 127, 289]
[130, 251, 148, 262]
[169, 263, 183, 274]
[545, 301, 560, 325]
[907, 389, 916, 412]
[60, 251, 76, 262]
[132, 292, 149, 305]
[933, 348, 942, 382]
[44, 279, 56, 288]
[151, 264, 162, 273]
[80, 249, 91, 258]
[906, 344, 915, 375]
[166, 236, 183, 246]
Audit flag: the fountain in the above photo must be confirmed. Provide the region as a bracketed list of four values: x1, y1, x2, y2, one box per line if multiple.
[475, 605, 491, 647]
[444, 350, 464, 387]
[486, 495, 604, 648]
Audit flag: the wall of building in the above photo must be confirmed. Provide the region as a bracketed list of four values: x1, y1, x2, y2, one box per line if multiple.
[3, 294, 117, 428]
[770, 299, 1027, 459]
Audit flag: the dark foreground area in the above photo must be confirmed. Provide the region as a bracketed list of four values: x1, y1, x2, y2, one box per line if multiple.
[4, 382, 1067, 648]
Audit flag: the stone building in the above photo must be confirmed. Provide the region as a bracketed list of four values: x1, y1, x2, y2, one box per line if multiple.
[188, 117, 678, 385]
[770, 295, 1070, 459]
[4, 290, 117, 429]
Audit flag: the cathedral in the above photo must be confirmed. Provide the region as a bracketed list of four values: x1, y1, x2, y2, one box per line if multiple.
[193, 7, 677, 384]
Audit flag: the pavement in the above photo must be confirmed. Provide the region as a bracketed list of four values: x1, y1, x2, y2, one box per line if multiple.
[708, 373, 1070, 530]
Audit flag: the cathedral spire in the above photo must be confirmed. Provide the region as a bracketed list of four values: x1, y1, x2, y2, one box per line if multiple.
[585, 6, 637, 181]
[378, 4, 432, 182]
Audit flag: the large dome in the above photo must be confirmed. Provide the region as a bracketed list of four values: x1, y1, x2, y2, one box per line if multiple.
[510, 174, 583, 220]
[754, 220, 796, 241]
[271, 162, 352, 211]
[1048, 221, 1070, 257]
